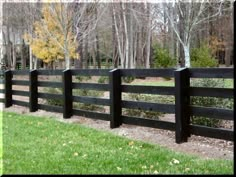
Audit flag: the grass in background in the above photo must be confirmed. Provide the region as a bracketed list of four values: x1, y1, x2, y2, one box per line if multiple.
[131, 79, 175, 87]
[131, 78, 233, 88]
[223, 79, 234, 88]
[2, 111, 233, 175]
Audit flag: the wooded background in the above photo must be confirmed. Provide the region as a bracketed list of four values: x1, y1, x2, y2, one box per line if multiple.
[0, 0, 234, 70]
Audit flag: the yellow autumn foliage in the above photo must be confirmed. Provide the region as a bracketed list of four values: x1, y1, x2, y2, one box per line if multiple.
[24, 3, 78, 64]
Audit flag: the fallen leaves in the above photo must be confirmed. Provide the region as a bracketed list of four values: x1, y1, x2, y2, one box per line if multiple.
[169, 158, 180, 166]
[73, 152, 79, 156]
[117, 167, 122, 171]
[153, 170, 159, 174]
[128, 141, 134, 146]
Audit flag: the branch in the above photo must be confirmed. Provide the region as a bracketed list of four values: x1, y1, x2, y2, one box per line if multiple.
[194, 1, 223, 26]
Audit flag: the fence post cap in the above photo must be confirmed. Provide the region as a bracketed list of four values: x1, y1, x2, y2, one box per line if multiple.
[4, 70, 11, 73]
[30, 69, 37, 72]
[175, 67, 188, 72]
[63, 69, 71, 73]
[109, 68, 119, 73]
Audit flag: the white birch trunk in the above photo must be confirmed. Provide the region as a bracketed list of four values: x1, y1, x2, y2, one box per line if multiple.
[122, 3, 129, 69]
[33, 57, 38, 69]
[145, 3, 151, 69]
[65, 44, 70, 69]
[29, 46, 33, 70]
[112, 4, 124, 68]
[183, 44, 190, 68]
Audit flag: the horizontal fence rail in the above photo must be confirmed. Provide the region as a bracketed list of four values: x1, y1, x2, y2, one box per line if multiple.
[122, 85, 175, 95]
[72, 83, 109, 91]
[71, 69, 110, 76]
[0, 68, 234, 144]
[12, 80, 30, 86]
[189, 87, 234, 98]
[189, 68, 234, 78]
[120, 68, 175, 77]
[121, 100, 175, 113]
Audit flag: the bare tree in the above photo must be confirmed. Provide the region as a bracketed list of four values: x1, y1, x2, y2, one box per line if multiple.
[154, 0, 225, 67]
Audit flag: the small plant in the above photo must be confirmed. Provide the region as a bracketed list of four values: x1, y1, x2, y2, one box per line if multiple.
[153, 44, 176, 68]
[190, 43, 218, 67]
[98, 76, 109, 84]
[122, 76, 135, 84]
[75, 75, 92, 82]
[152, 44, 176, 80]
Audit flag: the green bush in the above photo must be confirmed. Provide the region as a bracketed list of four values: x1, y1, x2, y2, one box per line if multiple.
[190, 78, 233, 127]
[153, 44, 176, 68]
[190, 43, 218, 67]
[98, 76, 109, 84]
[122, 76, 135, 84]
[75, 75, 92, 82]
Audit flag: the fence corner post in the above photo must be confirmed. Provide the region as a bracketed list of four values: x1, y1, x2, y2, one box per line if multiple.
[29, 69, 38, 112]
[4, 70, 12, 108]
[174, 67, 190, 144]
[109, 68, 121, 128]
[63, 69, 72, 119]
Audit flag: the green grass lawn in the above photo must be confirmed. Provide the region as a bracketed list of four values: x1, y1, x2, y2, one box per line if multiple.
[131, 78, 233, 88]
[2, 111, 234, 175]
[131, 79, 175, 86]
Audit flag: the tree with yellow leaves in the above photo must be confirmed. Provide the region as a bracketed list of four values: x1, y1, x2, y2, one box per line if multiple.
[24, 3, 78, 69]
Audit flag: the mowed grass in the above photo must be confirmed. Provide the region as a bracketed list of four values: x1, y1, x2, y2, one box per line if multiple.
[2, 111, 233, 175]
[131, 78, 233, 88]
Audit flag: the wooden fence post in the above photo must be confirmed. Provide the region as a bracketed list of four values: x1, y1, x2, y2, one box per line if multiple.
[175, 68, 190, 143]
[63, 69, 72, 118]
[29, 70, 38, 112]
[109, 68, 121, 128]
[4, 70, 12, 108]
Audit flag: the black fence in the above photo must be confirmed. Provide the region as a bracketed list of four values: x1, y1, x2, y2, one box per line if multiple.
[0, 68, 234, 143]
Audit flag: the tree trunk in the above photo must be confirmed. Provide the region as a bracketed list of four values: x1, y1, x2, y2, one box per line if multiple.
[12, 43, 16, 69]
[83, 34, 88, 69]
[179, 16, 185, 67]
[6, 26, 12, 68]
[136, 31, 142, 68]
[12, 32, 16, 69]
[183, 44, 190, 68]
[145, 3, 151, 69]
[112, 3, 124, 68]
[96, 33, 101, 69]
[169, 3, 175, 58]
[95, 7, 101, 69]
[65, 46, 70, 69]
[21, 39, 26, 70]
[29, 46, 33, 70]
[33, 57, 38, 69]
[76, 36, 83, 69]
[111, 7, 118, 68]
[132, 32, 137, 69]
[92, 43, 96, 69]
[122, 2, 129, 69]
